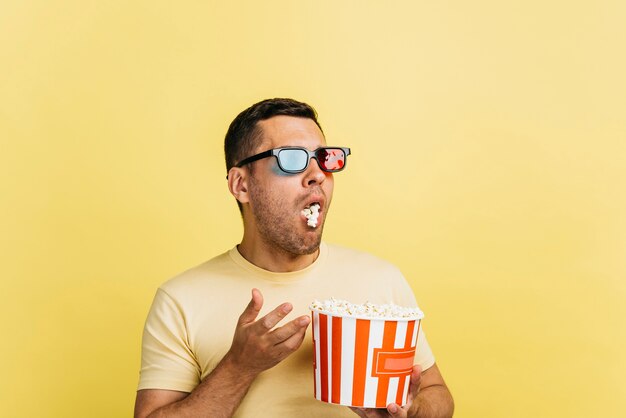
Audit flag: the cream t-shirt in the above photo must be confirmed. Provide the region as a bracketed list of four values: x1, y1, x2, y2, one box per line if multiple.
[138, 242, 435, 417]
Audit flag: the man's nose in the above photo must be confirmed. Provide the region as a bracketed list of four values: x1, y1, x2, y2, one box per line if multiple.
[302, 158, 327, 187]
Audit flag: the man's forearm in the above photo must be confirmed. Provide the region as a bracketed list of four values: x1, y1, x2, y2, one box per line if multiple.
[147, 354, 257, 418]
[412, 384, 455, 418]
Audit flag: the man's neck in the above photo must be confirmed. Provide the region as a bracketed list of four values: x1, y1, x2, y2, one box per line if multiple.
[237, 239, 320, 273]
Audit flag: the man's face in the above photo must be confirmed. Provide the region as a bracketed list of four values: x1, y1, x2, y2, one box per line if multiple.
[244, 115, 334, 256]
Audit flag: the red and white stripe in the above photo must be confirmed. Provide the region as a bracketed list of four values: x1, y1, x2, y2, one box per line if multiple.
[312, 311, 420, 408]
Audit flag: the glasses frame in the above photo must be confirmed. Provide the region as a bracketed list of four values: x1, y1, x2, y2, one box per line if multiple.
[235, 146, 351, 174]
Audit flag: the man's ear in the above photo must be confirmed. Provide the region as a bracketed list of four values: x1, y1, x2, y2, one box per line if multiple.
[227, 167, 250, 204]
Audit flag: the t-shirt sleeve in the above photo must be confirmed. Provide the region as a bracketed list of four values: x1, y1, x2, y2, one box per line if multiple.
[137, 288, 201, 392]
[413, 328, 436, 372]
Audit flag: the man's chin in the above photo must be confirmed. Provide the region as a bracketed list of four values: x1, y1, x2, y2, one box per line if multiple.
[295, 231, 323, 255]
[300, 243, 320, 255]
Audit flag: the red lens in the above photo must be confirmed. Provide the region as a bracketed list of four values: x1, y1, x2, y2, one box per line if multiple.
[318, 148, 345, 171]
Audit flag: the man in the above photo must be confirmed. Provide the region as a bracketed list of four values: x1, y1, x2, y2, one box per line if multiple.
[134, 98, 454, 418]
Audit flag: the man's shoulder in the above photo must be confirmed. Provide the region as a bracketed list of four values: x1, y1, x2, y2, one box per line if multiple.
[159, 249, 235, 295]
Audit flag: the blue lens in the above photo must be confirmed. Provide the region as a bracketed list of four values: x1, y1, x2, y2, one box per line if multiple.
[278, 149, 308, 171]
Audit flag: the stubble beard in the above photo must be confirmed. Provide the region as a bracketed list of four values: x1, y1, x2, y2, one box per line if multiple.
[248, 181, 324, 257]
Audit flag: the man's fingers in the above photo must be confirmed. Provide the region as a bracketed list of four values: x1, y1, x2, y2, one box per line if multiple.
[238, 288, 264, 325]
[386, 403, 407, 417]
[406, 364, 422, 402]
[272, 318, 309, 351]
[252, 301, 293, 333]
[269, 315, 310, 343]
[411, 365, 422, 386]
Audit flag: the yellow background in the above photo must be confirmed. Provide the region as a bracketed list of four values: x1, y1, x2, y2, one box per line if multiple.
[1, 1, 624, 417]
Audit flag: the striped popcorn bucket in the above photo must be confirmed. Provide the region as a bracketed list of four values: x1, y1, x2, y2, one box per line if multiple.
[310, 309, 423, 408]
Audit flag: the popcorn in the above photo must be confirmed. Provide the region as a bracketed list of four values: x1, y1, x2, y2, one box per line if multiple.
[302, 203, 320, 228]
[310, 298, 424, 320]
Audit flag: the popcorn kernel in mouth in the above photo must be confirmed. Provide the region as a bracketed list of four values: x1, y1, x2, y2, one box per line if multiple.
[302, 203, 320, 228]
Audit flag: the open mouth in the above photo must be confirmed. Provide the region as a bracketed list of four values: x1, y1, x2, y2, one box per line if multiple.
[301, 202, 321, 228]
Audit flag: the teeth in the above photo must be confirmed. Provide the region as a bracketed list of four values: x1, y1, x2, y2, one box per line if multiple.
[301, 203, 320, 228]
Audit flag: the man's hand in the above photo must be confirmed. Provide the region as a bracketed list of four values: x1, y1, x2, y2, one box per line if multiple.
[135, 289, 312, 418]
[349, 365, 422, 418]
[224, 288, 311, 377]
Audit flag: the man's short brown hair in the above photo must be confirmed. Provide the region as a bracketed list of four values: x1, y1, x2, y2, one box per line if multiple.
[224, 98, 323, 174]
